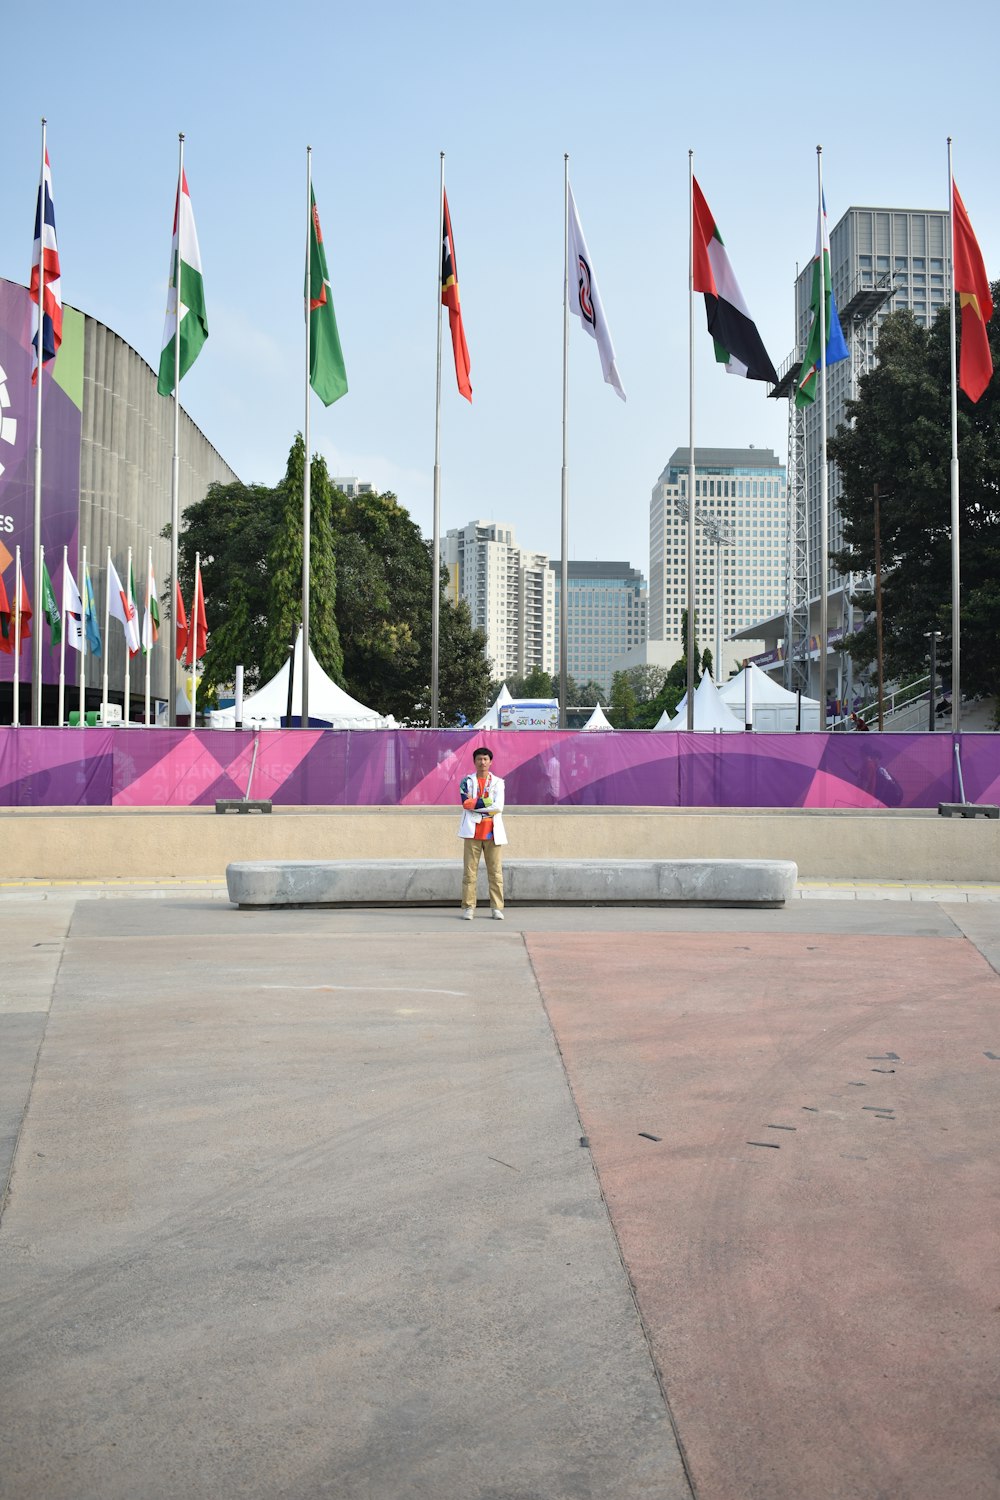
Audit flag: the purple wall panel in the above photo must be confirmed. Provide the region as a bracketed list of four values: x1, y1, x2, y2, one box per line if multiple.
[0, 728, 995, 809]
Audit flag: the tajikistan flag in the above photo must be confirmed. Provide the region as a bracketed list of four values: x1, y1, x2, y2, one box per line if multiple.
[158, 168, 208, 396]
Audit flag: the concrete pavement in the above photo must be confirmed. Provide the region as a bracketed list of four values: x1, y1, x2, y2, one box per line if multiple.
[2, 890, 999, 1499]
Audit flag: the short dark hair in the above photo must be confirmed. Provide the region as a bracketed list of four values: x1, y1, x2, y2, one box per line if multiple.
[472, 746, 494, 761]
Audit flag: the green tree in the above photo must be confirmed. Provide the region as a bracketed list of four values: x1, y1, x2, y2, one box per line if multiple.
[829, 298, 1000, 698]
[264, 434, 343, 685]
[610, 670, 637, 727]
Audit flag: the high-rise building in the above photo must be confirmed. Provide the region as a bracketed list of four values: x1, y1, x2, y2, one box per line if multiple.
[332, 477, 374, 498]
[794, 205, 949, 600]
[550, 561, 647, 695]
[648, 447, 787, 680]
[443, 520, 555, 681]
[769, 203, 949, 700]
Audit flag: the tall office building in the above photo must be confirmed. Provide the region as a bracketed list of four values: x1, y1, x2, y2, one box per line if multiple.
[770, 204, 949, 698]
[550, 561, 648, 695]
[443, 519, 555, 681]
[648, 447, 787, 680]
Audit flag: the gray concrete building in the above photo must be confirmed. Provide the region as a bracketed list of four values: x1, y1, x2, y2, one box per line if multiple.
[443, 519, 555, 682]
[550, 560, 647, 696]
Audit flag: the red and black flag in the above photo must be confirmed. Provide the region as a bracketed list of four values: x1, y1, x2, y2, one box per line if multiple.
[441, 190, 472, 401]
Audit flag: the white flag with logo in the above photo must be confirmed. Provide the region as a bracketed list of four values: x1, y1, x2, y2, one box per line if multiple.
[62, 558, 84, 652]
[567, 184, 626, 401]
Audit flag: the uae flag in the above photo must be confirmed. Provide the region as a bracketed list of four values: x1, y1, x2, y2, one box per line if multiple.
[952, 180, 993, 403]
[158, 169, 208, 396]
[692, 178, 778, 384]
[441, 189, 472, 401]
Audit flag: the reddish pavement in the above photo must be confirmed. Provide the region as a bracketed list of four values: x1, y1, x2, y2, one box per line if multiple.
[529, 930, 1000, 1500]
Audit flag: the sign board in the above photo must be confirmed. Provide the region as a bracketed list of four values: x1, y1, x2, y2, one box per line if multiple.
[499, 699, 559, 731]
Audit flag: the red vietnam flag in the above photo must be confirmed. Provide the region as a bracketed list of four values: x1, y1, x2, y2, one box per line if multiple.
[952, 180, 993, 403]
[441, 190, 472, 402]
[174, 579, 189, 661]
[16, 573, 32, 641]
[189, 560, 208, 662]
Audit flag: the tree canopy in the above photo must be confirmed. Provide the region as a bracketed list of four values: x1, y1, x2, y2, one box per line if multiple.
[169, 434, 492, 723]
[829, 296, 1000, 700]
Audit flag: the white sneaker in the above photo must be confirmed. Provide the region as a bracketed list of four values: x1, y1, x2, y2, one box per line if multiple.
[492, 908, 505, 920]
[461, 907, 475, 920]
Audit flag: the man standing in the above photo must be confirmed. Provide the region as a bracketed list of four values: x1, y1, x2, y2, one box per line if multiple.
[458, 746, 507, 920]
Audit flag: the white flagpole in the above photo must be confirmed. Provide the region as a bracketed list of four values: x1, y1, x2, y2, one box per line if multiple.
[124, 544, 133, 726]
[686, 150, 696, 732]
[431, 151, 445, 729]
[190, 552, 200, 728]
[32, 119, 46, 728]
[947, 137, 961, 734]
[58, 544, 67, 726]
[169, 133, 184, 727]
[302, 146, 312, 731]
[101, 546, 111, 723]
[559, 154, 570, 729]
[817, 145, 829, 730]
[13, 545, 22, 726]
[145, 544, 153, 727]
[80, 543, 87, 726]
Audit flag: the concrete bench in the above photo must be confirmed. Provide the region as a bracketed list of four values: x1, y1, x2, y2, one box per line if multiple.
[226, 857, 798, 909]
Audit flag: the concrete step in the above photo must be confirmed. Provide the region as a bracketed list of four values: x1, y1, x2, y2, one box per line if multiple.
[226, 857, 798, 909]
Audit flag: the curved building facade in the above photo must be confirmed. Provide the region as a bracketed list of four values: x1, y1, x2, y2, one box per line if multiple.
[0, 277, 238, 720]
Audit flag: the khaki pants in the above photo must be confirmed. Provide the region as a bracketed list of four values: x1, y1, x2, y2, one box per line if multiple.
[462, 838, 504, 910]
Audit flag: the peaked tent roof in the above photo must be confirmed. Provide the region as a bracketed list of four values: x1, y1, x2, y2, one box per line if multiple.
[669, 671, 744, 732]
[472, 683, 515, 730]
[580, 702, 614, 732]
[719, 662, 819, 708]
[209, 628, 395, 729]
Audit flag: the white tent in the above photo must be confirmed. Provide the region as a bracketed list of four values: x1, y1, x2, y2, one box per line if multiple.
[719, 662, 820, 732]
[472, 683, 514, 730]
[579, 703, 614, 732]
[668, 671, 744, 732]
[209, 628, 396, 729]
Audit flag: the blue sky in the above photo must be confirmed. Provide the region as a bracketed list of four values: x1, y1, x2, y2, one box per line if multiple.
[3, 0, 996, 577]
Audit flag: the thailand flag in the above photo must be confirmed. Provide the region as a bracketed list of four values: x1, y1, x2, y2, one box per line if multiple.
[30, 149, 63, 382]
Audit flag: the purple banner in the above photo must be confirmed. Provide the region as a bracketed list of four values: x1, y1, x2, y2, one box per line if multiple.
[0, 281, 83, 687]
[0, 727, 997, 809]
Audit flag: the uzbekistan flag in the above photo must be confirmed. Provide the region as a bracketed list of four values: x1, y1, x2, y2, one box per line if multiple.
[952, 180, 993, 403]
[158, 169, 208, 396]
[30, 149, 63, 382]
[692, 178, 778, 385]
[441, 189, 472, 401]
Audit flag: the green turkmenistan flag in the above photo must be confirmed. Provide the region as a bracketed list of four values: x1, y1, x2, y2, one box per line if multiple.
[41, 559, 61, 646]
[307, 187, 348, 407]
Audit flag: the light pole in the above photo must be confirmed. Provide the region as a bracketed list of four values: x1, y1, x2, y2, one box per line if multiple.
[924, 629, 942, 732]
[675, 501, 734, 682]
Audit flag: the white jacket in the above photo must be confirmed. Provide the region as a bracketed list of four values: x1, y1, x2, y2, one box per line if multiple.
[457, 772, 508, 845]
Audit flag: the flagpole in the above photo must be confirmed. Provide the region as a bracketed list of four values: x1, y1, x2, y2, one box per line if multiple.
[145, 545, 153, 727]
[102, 547, 111, 724]
[947, 137, 961, 734]
[686, 150, 696, 732]
[80, 543, 87, 726]
[191, 553, 201, 727]
[58, 544, 67, 726]
[13, 546, 22, 727]
[123, 545, 133, 726]
[559, 155, 570, 730]
[302, 146, 312, 731]
[169, 133, 184, 728]
[817, 145, 829, 731]
[431, 152, 445, 729]
[32, 119, 47, 727]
